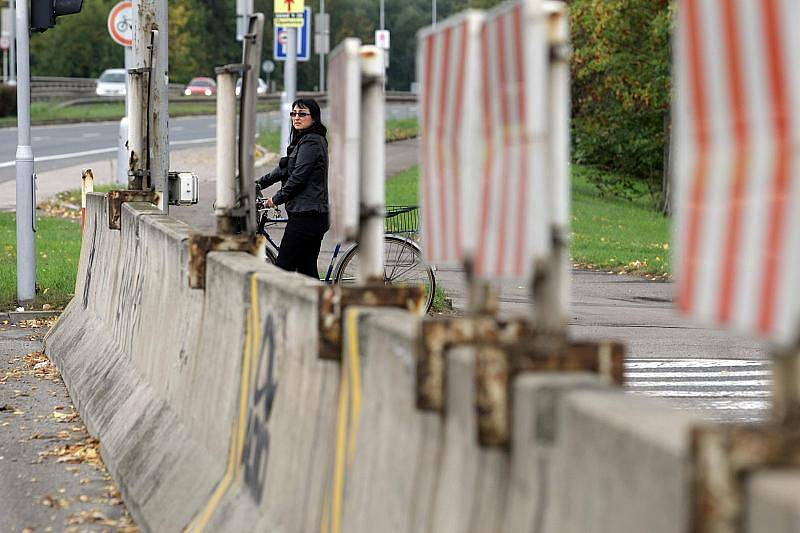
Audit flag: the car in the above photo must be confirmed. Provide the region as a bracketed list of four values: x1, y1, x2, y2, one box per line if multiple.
[183, 77, 216, 96]
[95, 68, 126, 97]
[235, 78, 268, 97]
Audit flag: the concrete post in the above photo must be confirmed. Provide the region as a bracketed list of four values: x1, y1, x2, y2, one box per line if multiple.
[280, 91, 290, 156]
[216, 67, 238, 235]
[14, 0, 35, 304]
[358, 46, 386, 283]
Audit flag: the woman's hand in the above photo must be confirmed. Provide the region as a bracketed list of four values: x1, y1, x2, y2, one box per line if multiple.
[265, 197, 275, 208]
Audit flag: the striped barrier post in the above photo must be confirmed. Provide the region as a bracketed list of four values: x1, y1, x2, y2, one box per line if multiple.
[673, 1, 800, 530]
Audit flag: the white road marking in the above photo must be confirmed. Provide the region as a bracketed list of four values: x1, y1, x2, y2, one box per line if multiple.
[627, 380, 772, 388]
[625, 370, 771, 378]
[0, 137, 216, 169]
[82, 132, 102, 138]
[173, 126, 184, 131]
[633, 390, 770, 398]
[626, 359, 768, 369]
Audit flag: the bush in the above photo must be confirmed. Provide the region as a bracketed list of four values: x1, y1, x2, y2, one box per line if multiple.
[570, 0, 673, 206]
[0, 85, 16, 118]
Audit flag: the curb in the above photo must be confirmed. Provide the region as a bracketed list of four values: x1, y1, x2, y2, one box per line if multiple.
[0, 310, 63, 322]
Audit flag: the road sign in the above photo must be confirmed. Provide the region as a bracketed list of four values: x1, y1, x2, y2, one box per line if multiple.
[262, 60, 275, 74]
[673, 0, 800, 345]
[327, 39, 362, 241]
[418, 0, 554, 280]
[274, 7, 311, 61]
[107, 1, 133, 47]
[375, 29, 390, 50]
[274, 0, 305, 28]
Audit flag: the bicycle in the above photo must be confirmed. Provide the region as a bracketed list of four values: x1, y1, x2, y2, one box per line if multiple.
[256, 197, 437, 313]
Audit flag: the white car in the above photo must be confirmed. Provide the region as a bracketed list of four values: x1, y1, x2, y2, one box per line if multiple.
[95, 68, 126, 97]
[235, 78, 268, 97]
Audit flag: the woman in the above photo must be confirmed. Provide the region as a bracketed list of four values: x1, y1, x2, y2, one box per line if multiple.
[257, 98, 329, 278]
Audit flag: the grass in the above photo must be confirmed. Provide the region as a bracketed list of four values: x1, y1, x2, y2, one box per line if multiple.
[0, 212, 82, 310]
[385, 164, 672, 278]
[0, 100, 279, 127]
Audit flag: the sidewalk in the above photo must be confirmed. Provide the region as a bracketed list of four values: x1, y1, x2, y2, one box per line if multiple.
[0, 314, 138, 532]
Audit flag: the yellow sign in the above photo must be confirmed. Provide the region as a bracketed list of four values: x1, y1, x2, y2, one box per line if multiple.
[274, 0, 304, 27]
[274, 0, 304, 14]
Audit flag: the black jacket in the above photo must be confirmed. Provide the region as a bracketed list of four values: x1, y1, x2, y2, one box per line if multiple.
[257, 133, 329, 214]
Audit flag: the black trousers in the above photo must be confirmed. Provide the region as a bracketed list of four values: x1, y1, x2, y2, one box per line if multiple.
[276, 211, 329, 279]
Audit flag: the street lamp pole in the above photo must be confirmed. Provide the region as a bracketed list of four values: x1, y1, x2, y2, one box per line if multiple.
[14, 0, 35, 304]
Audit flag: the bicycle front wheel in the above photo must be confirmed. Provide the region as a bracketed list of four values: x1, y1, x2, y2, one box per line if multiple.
[333, 235, 436, 313]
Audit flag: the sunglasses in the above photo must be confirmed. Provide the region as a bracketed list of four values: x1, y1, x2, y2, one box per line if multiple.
[289, 111, 311, 118]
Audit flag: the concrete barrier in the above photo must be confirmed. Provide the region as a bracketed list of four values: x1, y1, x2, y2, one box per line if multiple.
[44, 194, 800, 533]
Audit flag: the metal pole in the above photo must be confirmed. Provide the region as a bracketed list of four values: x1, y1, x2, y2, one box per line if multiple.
[380, 0, 384, 30]
[239, 14, 264, 234]
[216, 68, 238, 234]
[319, 0, 325, 92]
[8, 0, 15, 85]
[358, 46, 385, 283]
[14, 0, 35, 304]
[130, 0, 147, 189]
[116, 47, 133, 186]
[533, 3, 571, 332]
[152, 0, 169, 212]
[285, 27, 297, 104]
[432, 0, 436, 27]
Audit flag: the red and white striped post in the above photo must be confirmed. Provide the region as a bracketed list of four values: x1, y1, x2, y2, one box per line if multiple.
[81, 168, 94, 235]
[673, 0, 800, 421]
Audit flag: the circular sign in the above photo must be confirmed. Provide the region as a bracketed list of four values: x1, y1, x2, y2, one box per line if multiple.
[108, 1, 133, 47]
[0, 35, 9, 51]
[277, 30, 288, 46]
[262, 60, 275, 74]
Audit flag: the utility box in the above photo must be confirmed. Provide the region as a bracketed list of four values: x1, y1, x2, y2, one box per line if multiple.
[168, 171, 199, 206]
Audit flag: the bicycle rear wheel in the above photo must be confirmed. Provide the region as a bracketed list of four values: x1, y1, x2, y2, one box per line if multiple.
[333, 235, 436, 313]
[265, 247, 278, 265]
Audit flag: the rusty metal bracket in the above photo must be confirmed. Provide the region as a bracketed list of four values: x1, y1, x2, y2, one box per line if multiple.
[188, 234, 265, 289]
[107, 190, 158, 230]
[318, 284, 426, 360]
[690, 423, 800, 533]
[416, 315, 625, 446]
[476, 338, 625, 447]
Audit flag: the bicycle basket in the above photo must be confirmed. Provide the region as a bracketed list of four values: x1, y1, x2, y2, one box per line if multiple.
[384, 205, 420, 235]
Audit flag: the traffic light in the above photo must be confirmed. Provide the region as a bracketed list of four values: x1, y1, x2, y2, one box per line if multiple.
[30, 0, 83, 32]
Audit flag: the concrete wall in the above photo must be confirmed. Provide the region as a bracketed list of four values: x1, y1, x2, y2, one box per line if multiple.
[44, 196, 799, 533]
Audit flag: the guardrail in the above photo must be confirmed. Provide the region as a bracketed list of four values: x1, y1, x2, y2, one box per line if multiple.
[30, 77, 419, 105]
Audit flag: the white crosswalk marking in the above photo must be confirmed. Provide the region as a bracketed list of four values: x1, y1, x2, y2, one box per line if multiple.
[625, 358, 772, 422]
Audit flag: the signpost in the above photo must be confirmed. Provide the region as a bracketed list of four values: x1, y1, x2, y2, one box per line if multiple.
[273, 0, 304, 27]
[108, 1, 133, 186]
[274, 6, 311, 61]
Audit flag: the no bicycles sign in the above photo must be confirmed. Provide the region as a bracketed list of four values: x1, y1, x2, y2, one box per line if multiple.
[108, 1, 133, 47]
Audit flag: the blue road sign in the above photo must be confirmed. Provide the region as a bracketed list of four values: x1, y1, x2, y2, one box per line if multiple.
[274, 7, 311, 62]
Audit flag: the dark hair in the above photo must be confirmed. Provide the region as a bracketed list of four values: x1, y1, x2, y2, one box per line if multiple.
[288, 98, 327, 149]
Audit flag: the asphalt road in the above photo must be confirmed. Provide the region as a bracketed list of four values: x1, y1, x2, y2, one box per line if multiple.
[0, 115, 219, 184]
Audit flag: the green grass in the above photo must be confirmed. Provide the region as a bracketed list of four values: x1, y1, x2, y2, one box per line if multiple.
[0, 100, 279, 127]
[571, 165, 671, 277]
[0, 212, 83, 310]
[385, 164, 672, 278]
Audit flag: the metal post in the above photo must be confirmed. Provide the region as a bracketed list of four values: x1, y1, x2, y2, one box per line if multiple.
[285, 27, 297, 104]
[152, 0, 169, 212]
[358, 46, 385, 283]
[319, 0, 326, 92]
[117, 46, 134, 186]
[533, 3, 571, 332]
[380, 0, 384, 30]
[239, 14, 264, 234]
[432, 0, 437, 27]
[216, 67, 238, 234]
[8, 0, 15, 85]
[14, 0, 34, 304]
[127, 69, 145, 188]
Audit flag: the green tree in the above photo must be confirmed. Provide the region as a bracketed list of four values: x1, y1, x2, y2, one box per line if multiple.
[569, 0, 673, 205]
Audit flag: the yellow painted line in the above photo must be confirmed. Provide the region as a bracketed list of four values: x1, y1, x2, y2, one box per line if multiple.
[320, 492, 330, 533]
[186, 276, 260, 532]
[235, 274, 262, 483]
[330, 348, 351, 533]
[346, 309, 362, 465]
